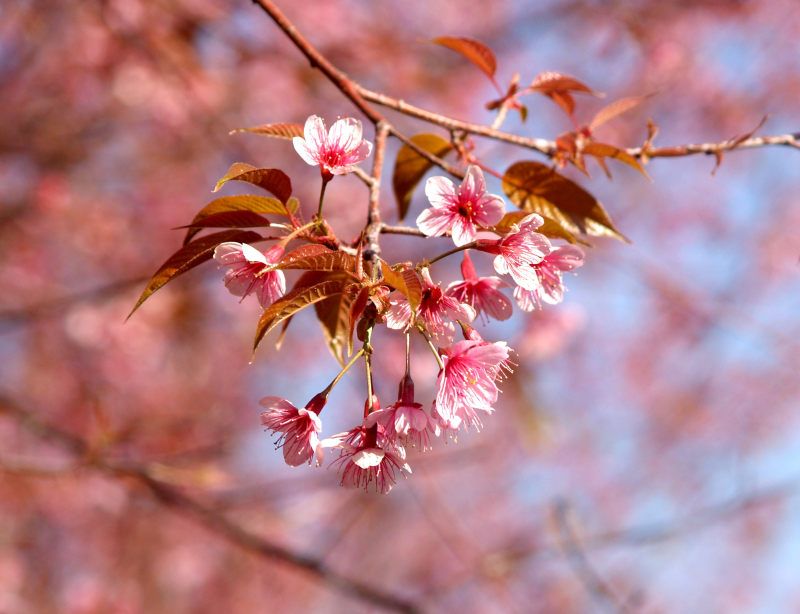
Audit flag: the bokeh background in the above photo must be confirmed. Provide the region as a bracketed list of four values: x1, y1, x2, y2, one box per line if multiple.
[2, 1, 799, 612]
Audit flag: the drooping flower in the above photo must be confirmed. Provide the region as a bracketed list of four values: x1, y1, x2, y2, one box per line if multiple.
[213, 242, 285, 308]
[435, 337, 512, 428]
[385, 268, 475, 346]
[416, 165, 506, 246]
[446, 251, 512, 324]
[292, 115, 372, 177]
[366, 375, 438, 451]
[259, 393, 326, 467]
[476, 214, 551, 290]
[513, 244, 585, 310]
[330, 422, 411, 494]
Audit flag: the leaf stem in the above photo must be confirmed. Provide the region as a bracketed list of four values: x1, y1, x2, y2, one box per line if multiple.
[419, 329, 445, 371]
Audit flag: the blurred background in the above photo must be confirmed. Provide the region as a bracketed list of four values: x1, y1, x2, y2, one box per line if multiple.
[1, 0, 799, 612]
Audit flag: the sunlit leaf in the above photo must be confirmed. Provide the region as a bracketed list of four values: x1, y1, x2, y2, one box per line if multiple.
[380, 262, 422, 311]
[582, 142, 651, 180]
[528, 71, 602, 116]
[492, 211, 586, 245]
[213, 163, 292, 203]
[229, 122, 304, 140]
[432, 36, 497, 79]
[182, 195, 296, 245]
[392, 134, 453, 221]
[502, 161, 628, 242]
[254, 276, 348, 351]
[589, 94, 653, 130]
[177, 211, 271, 233]
[309, 272, 359, 365]
[277, 244, 357, 273]
[129, 230, 263, 318]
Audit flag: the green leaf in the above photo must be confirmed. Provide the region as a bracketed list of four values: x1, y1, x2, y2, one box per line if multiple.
[392, 134, 453, 221]
[182, 195, 296, 245]
[432, 36, 497, 79]
[502, 161, 628, 242]
[229, 122, 304, 140]
[129, 229, 263, 318]
[254, 276, 348, 351]
[213, 163, 292, 203]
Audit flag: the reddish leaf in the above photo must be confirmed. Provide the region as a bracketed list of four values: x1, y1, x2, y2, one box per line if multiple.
[528, 71, 602, 115]
[502, 161, 628, 242]
[493, 211, 586, 245]
[582, 142, 651, 180]
[380, 262, 422, 311]
[311, 272, 360, 365]
[182, 195, 296, 245]
[177, 211, 271, 233]
[213, 163, 292, 203]
[589, 94, 653, 130]
[229, 122, 304, 140]
[277, 244, 357, 274]
[432, 36, 497, 79]
[129, 230, 263, 318]
[347, 286, 371, 356]
[392, 134, 453, 221]
[254, 276, 348, 351]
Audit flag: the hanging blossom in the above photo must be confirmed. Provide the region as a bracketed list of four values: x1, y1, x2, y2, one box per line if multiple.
[330, 400, 412, 494]
[366, 375, 438, 451]
[416, 165, 506, 246]
[446, 251, 512, 324]
[514, 244, 585, 310]
[476, 213, 552, 290]
[292, 115, 372, 178]
[385, 268, 476, 346]
[260, 393, 326, 467]
[213, 242, 285, 308]
[434, 332, 512, 431]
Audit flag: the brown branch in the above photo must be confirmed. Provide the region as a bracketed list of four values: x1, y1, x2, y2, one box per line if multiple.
[0, 393, 422, 614]
[364, 122, 390, 261]
[635, 132, 800, 159]
[380, 224, 427, 237]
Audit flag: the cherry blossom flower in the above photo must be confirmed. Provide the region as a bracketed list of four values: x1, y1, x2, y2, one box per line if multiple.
[476, 213, 551, 290]
[213, 242, 285, 308]
[416, 165, 506, 246]
[292, 115, 372, 177]
[385, 269, 475, 346]
[366, 375, 438, 451]
[446, 251, 512, 324]
[259, 393, 326, 467]
[330, 423, 411, 494]
[513, 244, 585, 310]
[435, 337, 512, 428]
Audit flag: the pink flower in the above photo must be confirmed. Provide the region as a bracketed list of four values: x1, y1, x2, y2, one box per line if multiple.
[292, 115, 372, 177]
[213, 242, 285, 308]
[435, 337, 512, 428]
[477, 214, 551, 290]
[446, 251, 512, 324]
[416, 165, 506, 246]
[259, 393, 326, 467]
[366, 375, 438, 451]
[513, 244, 585, 310]
[331, 423, 411, 494]
[385, 269, 475, 346]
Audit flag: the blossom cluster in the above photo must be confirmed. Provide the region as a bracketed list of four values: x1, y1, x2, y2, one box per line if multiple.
[211, 115, 584, 493]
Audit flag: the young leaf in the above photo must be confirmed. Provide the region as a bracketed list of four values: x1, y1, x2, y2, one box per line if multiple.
[213, 163, 292, 203]
[311, 272, 359, 365]
[528, 71, 602, 116]
[581, 142, 651, 180]
[392, 134, 453, 221]
[347, 286, 371, 356]
[229, 122, 304, 140]
[182, 195, 296, 245]
[254, 277, 348, 351]
[277, 244, 357, 274]
[493, 211, 586, 245]
[589, 94, 653, 131]
[177, 211, 271, 232]
[502, 161, 628, 242]
[380, 262, 422, 311]
[129, 229, 263, 318]
[432, 36, 497, 80]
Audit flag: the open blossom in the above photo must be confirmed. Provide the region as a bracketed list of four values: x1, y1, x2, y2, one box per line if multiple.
[366, 375, 438, 451]
[446, 251, 512, 324]
[331, 422, 411, 494]
[513, 244, 585, 310]
[435, 337, 512, 429]
[477, 213, 551, 290]
[416, 165, 505, 246]
[260, 393, 326, 467]
[213, 242, 285, 308]
[385, 268, 475, 346]
[292, 115, 372, 177]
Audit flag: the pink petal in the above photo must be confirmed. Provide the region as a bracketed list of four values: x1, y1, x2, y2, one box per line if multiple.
[424, 175, 458, 209]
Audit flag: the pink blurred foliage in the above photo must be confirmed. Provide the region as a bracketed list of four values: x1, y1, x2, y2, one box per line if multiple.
[1, 0, 800, 613]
